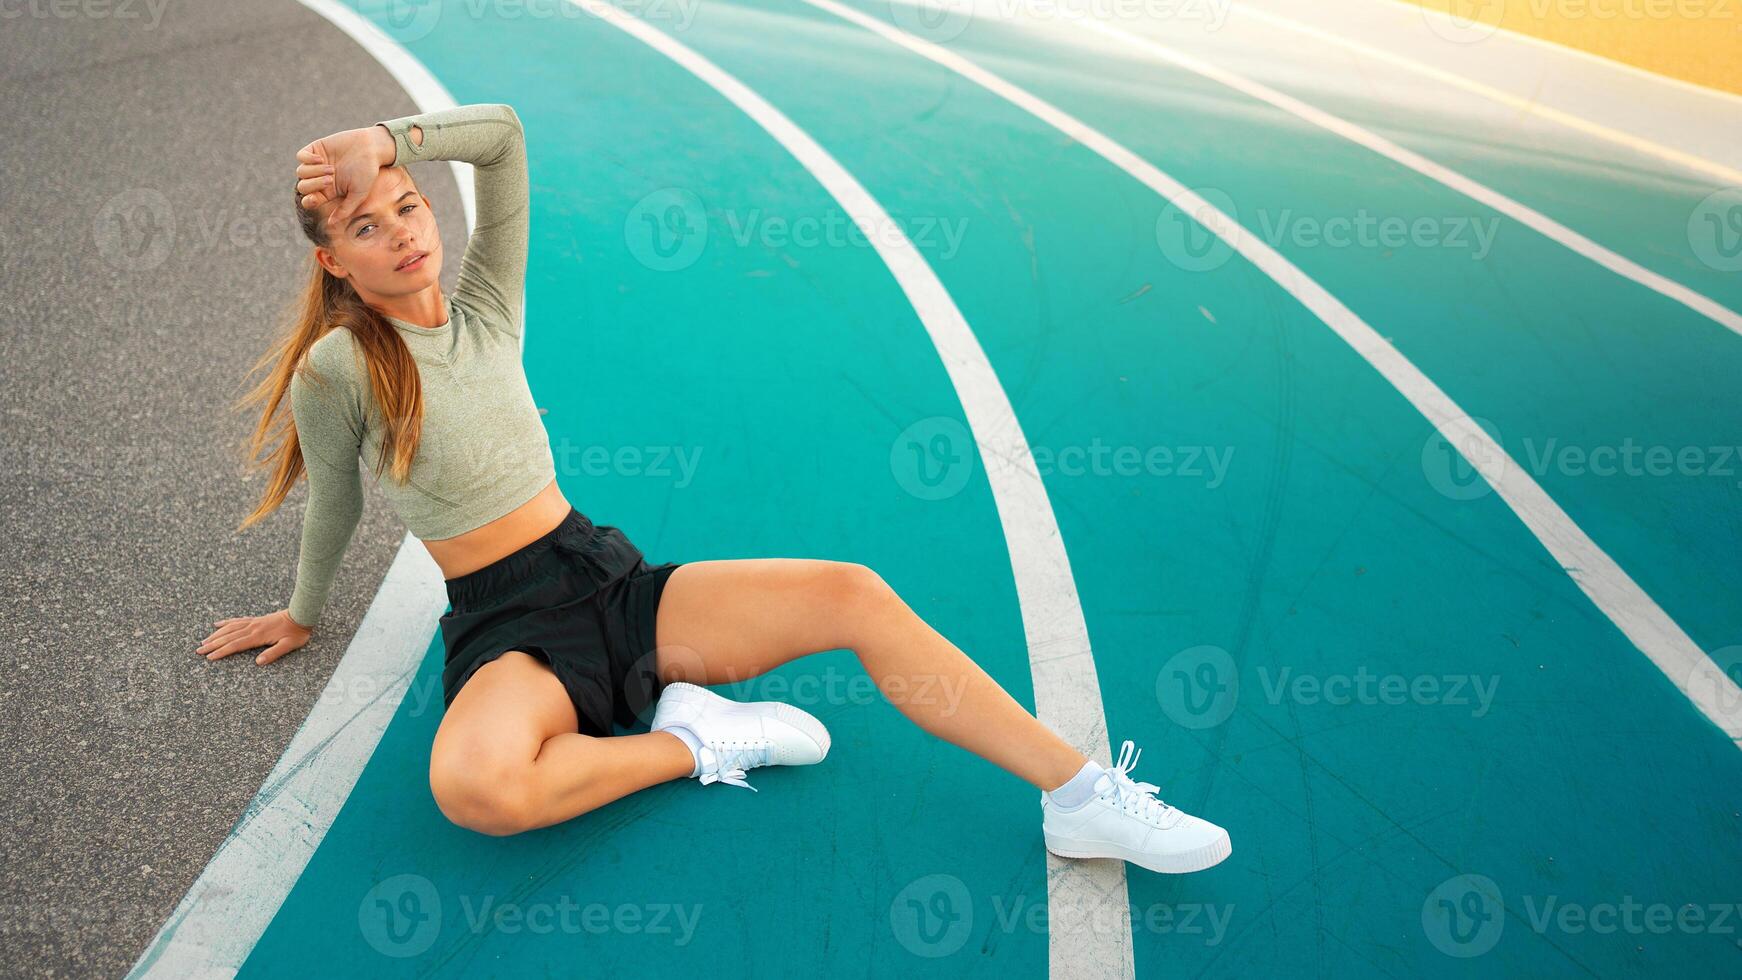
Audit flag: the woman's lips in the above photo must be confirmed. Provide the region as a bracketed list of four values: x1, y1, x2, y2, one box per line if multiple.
[397, 252, 427, 271]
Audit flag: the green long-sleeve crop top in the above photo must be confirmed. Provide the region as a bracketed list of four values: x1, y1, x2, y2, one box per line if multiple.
[284, 103, 555, 628]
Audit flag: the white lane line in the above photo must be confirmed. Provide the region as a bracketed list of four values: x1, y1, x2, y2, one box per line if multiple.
[125, 1, 463, 976]
[1230, 1, 1742, 187]
[127, 546, 447, 978]
[888, 0, 1742, 338]
[804, 0, 1742, 749]
[559, 3, 1130, 976]
[1060, 12, 1742, 339]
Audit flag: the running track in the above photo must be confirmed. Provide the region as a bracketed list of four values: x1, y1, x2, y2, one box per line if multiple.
[127, 1, 1742, 976]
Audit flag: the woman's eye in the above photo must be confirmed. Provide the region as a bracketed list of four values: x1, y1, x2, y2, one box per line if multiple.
[356, 223, 375, 237]
[400, 204, 417, 214]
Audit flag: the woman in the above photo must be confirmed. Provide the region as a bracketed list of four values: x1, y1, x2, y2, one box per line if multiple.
[201, 103, 1231, 873]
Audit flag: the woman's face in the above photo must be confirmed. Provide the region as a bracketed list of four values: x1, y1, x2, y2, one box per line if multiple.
[313, 166, 443, 300]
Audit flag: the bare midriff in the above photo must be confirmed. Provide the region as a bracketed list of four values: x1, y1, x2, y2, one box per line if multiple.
[419, 478, 572, 580]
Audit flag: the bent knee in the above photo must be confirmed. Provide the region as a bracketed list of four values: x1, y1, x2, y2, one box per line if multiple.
[429, 755, 537, 837]
[816, 560, 897, 618]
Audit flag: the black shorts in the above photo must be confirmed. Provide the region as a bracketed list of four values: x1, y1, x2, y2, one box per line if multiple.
[438, 507, 682, 736]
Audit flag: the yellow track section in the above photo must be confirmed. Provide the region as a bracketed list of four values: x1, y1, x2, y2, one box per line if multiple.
[1397, 0, 1742, 96]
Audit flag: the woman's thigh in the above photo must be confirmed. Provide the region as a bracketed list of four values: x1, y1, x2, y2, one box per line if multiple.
[431, 651, 578, 783]
[651, 557, 881, 687]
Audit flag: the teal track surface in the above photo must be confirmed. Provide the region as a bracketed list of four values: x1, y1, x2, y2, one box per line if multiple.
[235, 1, 1742, 976]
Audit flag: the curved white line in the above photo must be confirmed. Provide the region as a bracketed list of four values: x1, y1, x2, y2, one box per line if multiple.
[1054, 11, 1742, 338]
[130, 1, 1124, 978]
[801, 0, 1742, 750]
[126, 2, 463, 976]
[1231, 0, 1742, 187]
[558, 3, 1131, 977]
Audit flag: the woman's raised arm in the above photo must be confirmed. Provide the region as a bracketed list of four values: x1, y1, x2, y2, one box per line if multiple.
[375, 103, 531, 339]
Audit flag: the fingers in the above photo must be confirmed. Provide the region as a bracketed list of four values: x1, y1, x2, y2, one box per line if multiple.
[198, 620, 247, 653]
[296, 174, 334, 198]
[295, 161, 334, 180]
[256, 637, 295, 667]
[204, 631, 264, 661]
[200, 616, 304, 664]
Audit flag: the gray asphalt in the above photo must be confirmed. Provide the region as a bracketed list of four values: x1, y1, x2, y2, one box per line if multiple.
[0, 3, 472, 976]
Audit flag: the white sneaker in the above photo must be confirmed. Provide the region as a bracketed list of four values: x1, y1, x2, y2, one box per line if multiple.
[1041, 740, 1232, 874]
[650, 681, 831, 792]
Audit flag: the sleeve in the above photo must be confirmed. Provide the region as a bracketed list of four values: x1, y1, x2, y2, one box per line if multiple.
[375, 103, 529, 340]
[285, 335, 368, 630]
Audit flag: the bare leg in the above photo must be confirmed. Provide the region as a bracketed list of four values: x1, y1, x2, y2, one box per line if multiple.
[650, 558, 1088, 791]
[430, 558, 1088, 836]
[430, 651, 697, 835]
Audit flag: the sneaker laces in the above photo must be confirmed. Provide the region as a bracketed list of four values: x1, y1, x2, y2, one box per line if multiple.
[696, 740, 773, 792]
[1100, 740, 1176, 826]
